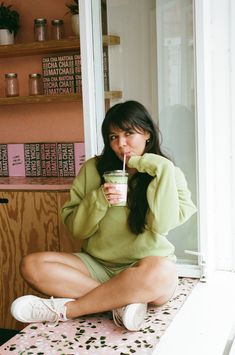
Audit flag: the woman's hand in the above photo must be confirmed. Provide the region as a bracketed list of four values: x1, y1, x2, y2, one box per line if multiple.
[102, 183, 124, 206]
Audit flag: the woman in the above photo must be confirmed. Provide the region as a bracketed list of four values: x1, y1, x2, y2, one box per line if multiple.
[11, 100, 196, 331]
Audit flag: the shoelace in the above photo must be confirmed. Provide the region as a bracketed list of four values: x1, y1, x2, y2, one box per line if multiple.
[113, 307, 126, 327]
[31, 297, 62, 326]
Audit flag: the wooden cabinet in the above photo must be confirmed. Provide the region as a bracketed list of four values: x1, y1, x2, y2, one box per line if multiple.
[0, 189, 81, 330]
[57, 191, 82, 253]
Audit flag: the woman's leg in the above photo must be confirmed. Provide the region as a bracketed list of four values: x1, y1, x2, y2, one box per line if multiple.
[65, 255, 177, 318]
[20, 252, 177, 318]
[20, 251, 100, 298]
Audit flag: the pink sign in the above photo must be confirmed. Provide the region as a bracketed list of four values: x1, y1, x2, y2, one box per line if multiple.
[8, 144, 25, 176]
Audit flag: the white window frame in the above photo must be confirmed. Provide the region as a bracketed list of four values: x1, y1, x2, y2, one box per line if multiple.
[79, 0, 235, 278]
[231, 0, 235, 271]
[79, 0, 105, 159]
[192, 0, 214, 279]
[194, 0, 234, 276]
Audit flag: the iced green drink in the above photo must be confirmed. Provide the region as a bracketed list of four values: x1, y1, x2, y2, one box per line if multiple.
[103, 170, 128, 206]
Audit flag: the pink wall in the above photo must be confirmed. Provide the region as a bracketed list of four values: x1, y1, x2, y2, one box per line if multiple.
[0, 0, 84, 144]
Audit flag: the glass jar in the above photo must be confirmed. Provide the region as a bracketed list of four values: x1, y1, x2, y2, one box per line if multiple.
[5, 73, 19, 97]
[34, 18, 47, 41]
[28, 73, 43, 96]
[51, 19, 64, 40]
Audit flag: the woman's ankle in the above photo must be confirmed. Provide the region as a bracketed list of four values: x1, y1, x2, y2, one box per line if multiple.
[65, 300, 77, 319]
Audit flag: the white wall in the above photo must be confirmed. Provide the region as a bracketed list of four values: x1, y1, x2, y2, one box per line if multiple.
[106, 0, 157, 118]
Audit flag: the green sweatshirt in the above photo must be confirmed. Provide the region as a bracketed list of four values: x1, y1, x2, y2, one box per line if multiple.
[61, 153, 197, 265]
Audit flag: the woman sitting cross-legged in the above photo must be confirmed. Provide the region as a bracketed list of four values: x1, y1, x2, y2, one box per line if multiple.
[11, 100, 196, 331]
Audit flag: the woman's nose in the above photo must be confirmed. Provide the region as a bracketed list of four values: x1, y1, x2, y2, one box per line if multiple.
[118, 136, 127, 147]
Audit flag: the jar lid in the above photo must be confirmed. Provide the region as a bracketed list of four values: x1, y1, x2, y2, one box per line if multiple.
[34, 18, 47, 24]
[5, 73, 17, 78]
[51, 19, 64, 25]
[29, 73, 41, 78]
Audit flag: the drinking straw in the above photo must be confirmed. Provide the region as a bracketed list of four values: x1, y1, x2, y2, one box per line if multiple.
[122, 154, 126, 174]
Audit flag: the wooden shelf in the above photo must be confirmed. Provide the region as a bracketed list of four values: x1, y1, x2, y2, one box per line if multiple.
[0, 91, 122, 106]
[0, 36, 120, 58]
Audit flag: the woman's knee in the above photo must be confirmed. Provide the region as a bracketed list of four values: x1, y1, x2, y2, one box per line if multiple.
[136, 256, 176, 280]
[20, 252, 46, 283]
[134, 256, 177, 301]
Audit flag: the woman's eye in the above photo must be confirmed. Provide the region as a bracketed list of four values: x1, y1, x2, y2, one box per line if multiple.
[125, 130, 134, 136]
[109, 135, 117, 141]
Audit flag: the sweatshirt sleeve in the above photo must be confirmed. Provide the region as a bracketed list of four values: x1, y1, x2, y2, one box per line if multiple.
[128, 153, 197, 235]
[60, 160, 109, 239]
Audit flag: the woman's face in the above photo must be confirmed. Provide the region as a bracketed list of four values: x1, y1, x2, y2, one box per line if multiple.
[108, 125, 150, 161]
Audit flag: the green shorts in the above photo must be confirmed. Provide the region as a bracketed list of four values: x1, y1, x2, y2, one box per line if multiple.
[73, 252, 136, 283]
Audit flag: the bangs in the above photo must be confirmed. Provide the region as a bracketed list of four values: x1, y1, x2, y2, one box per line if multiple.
[108, 117, 146, 134]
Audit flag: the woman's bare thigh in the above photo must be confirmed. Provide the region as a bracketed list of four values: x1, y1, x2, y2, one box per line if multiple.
[23, 251, 91, 277]
[20, 251, 99, 298]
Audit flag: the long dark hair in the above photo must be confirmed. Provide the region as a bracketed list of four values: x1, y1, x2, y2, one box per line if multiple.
[96, 100, 170, 235]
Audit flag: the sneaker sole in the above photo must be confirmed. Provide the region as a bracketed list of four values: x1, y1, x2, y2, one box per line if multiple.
[122, 303, 147, 331]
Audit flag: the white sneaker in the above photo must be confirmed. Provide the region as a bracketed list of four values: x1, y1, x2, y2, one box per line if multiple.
[112, 303, 147, 331]
[11, 295, 74, 324]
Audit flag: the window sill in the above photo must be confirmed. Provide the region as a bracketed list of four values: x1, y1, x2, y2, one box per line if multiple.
[155, 271, 235, 355]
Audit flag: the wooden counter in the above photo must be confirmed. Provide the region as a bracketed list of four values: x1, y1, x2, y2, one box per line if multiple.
[0, 176, 74, 191]
[0, 176, 82, 330]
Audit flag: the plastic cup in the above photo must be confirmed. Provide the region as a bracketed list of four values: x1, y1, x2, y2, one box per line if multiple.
[103, 170, 128, 206]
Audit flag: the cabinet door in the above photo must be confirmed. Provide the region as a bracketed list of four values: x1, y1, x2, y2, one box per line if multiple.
[57, 191, 82, 253]
[0, 191, 60, 330]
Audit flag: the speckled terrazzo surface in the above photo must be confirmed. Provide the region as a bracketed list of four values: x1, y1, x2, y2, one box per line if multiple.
[0, 277, 198, 355]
